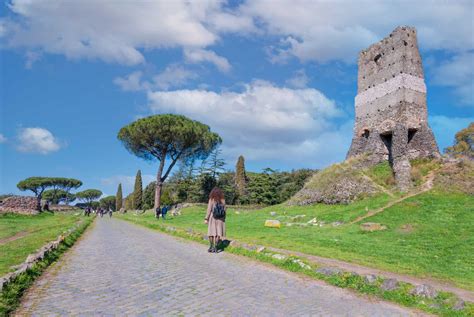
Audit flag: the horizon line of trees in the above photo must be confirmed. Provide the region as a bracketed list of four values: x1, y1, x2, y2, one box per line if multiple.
[117, 151, 316, 211]
[15, 177, 110, 212]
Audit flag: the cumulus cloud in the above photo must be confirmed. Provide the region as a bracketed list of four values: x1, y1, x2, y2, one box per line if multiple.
[114, 65, 197, 92]
[153, 64, 198, 90]
[113, 71, 146, 92]
[184, 49, 231, 73]
[16, 127, 61, 154]
[239, 0, 473, 63]
[0, 133, 7, 143]
[431, 52, 474, 106]
[100, 174, 155, 195]
[147, 80, 346, 166]
[0, 0, 249, 65]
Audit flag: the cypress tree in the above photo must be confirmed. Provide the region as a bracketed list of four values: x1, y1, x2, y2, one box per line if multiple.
[235, 155, 247, 199]
[133, 170, 143, 210]
[116, 183, 123, 211]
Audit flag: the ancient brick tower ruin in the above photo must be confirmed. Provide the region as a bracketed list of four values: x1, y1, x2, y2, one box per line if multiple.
[347, 26, 439, 191]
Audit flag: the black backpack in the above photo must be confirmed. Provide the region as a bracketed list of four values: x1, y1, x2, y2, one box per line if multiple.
[212, 202, 226, 220]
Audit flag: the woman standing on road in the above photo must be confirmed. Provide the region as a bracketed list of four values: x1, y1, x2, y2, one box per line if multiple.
[204, 188, 226, 253]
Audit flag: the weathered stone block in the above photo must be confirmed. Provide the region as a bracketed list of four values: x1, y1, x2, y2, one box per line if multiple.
[410, 284, 438, 299]
[381, 278, 399, 291]
[264, 220, 281, 228]
[316, 267, 342, 276]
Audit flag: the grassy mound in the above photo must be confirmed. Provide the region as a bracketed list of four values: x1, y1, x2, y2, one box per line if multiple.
[289, 156, 383, 205]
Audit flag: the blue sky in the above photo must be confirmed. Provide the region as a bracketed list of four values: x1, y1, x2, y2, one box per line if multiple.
[0, 0, 473, 197]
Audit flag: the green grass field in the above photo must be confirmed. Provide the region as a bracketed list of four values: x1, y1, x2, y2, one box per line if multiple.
[118, 189, 474, 291]
[0, 212, 83, 276]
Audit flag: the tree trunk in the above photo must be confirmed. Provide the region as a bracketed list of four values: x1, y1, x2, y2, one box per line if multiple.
[36, 196, 42, 212]
[155, 181, 163, 218]
[154, 158, 165, 218]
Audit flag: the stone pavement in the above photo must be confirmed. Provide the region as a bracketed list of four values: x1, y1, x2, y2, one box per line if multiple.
[16, 218, 421, 316]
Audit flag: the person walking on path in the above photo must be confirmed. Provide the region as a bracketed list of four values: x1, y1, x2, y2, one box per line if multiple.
[204, 187, 226, 253]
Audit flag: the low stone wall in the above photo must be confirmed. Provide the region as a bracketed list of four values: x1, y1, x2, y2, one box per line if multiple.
[0, 195, 39, 215]
[0, 222, 84, 292]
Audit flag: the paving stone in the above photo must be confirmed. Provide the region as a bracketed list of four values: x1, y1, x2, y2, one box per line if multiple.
[17, 218, 415, 316]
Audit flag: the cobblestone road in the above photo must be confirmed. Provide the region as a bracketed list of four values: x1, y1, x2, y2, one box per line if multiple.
[17, 218, 420, 316]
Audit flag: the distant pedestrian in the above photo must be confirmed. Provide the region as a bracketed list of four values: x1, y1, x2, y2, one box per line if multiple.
[204, 187, 226, 253]
[109, 209, 113, 218]
[156, 206, 161, 219]
[161, 205, 168, 219]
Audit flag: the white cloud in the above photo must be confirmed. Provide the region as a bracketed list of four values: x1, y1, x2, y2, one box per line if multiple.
[239, 1, 473, 63]
[114, 65, 197, 92]
[100, 174, 155, 195]
[147, 80, 346, 167]
[431, 53, 474, 106]
[184, 48, 231, 73]
[153, 64, 198, 90]
[16, 127, 61, 154]
[429, 115, 474, 152]
[2, 1, 472, 69]
[286, 69, 309, 88]
[1, 0, 247, 65]
[113, 71, 147, 92]
[0, 133, 7, 143]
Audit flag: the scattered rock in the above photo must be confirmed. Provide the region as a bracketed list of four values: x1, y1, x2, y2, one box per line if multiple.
[264, 220, 281, 228]
[453, 300, 465, 311]
[410, 284, 438, 299]
[270, 211, 277, 216]
[271, 254, 287, 261]
[360, 222, 387, 232]
[381, 278, 399, 291]
[428, 303, 441, 309]
[291, 259, 311, 270]
[364, 274, 377, 284]
[332, 221, 343, 227]
[316, 267, 342, 276]
[307, 217, 318, 224]
[202, 235, 209, 241]
[165, 226, 176, 232]
[256, 246, 265, 253]
[235, 211, 241, 215]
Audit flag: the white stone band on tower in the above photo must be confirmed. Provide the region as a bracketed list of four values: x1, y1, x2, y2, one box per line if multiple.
[355, 73, 426, 109]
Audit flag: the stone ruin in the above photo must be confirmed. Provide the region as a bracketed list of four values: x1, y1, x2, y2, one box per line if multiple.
[0, 195, 39, 214]
[347, 26, 439, 191]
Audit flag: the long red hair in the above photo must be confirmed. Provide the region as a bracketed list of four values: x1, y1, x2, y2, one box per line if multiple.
[209, 187, 225, 202]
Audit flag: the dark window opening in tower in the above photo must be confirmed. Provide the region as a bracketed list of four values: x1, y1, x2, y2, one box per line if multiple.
[374, 54, 382, 64]
[408, 129, 417, 143]
[380, 132, 393, 165]
[362, 129, 370, 139]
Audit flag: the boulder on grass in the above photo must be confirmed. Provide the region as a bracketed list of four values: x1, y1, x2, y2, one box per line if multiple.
[264, 220, 281, 228]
